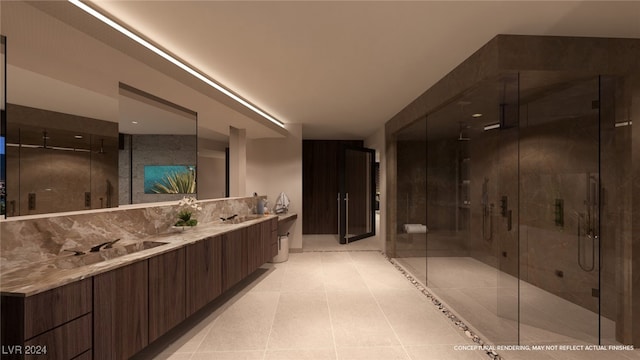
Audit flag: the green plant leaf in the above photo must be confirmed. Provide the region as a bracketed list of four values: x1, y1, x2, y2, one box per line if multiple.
[151, 170, 196, 194]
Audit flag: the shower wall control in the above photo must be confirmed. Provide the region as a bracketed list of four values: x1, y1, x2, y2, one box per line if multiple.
[28, 193, 36, 211]
[554, 199, 564, 227]
[500, 196, 508, 217]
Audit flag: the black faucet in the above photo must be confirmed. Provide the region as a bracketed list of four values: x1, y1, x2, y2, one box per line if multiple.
[89, 238, 121, 252]
[220, 214, 238, 222]
[63, 249, 85, 256]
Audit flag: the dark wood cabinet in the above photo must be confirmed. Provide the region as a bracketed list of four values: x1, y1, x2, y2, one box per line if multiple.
[246, 223, 261, 275]
[222, 228, 246, 291]
[93, 261, 148, 360]
[0, 278, 92, 360]
[1, 218, 279, 360]
[261, 218, 278, 263]
[72, 351, 92, 360]
[185, 236, 222, 316]
[24, 314, 92, 360]
[149, 248, 186, 342]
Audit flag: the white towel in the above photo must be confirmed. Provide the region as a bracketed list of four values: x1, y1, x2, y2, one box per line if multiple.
[275, 192, 290, 214]
[404, 224, 428, 233]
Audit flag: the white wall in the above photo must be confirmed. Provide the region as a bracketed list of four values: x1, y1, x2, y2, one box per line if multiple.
[246, 124, 303, 250]
[198, 156, 226, 199]
[1, 1, 281, 139]
[365, 126, 386, 252]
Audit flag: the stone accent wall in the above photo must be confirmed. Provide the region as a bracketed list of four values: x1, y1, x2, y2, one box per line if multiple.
[119, 134, 197, 205]
[0, 196, 264, 272]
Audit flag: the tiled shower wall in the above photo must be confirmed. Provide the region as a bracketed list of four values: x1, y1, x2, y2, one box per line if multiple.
[5, 104, 119, 216]
[396, 141, 427, 258]
[466, 99, 629, 322]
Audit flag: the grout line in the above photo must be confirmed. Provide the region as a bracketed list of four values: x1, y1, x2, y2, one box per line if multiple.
[350, 252, 413, 360]
[186, 300, 227, 358]
[262, 291, 282, 360]
[322, 258, 341, 360]
[383, 252, 504, 360]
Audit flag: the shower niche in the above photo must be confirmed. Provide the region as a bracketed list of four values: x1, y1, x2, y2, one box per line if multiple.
[388, 35, 639, 347]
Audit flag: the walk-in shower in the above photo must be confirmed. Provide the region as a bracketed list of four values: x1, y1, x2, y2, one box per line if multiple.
[391, 65, 636, 348]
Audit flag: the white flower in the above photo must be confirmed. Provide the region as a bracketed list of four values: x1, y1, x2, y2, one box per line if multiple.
[178, 196, 201, 211]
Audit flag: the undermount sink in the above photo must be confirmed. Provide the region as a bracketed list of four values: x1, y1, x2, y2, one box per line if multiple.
[56, 241, 169, 269]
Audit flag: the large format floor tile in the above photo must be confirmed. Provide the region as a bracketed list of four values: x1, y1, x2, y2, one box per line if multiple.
[149, 249, 489, 360]
[327, 290, 400, 348]
[396, 256, 640, 360]
[267, 291, 334, 349]
[197, 291, 280, 352]
[151, 249, 640, 360]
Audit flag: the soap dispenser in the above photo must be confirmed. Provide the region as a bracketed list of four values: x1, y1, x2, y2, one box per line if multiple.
[256, 197, 265, 215]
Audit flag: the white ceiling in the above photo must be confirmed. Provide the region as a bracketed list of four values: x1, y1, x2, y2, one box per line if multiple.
[90, 1, 639, 139]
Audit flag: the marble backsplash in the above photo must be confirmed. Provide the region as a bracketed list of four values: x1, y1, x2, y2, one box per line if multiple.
[0, 196, 264, 271]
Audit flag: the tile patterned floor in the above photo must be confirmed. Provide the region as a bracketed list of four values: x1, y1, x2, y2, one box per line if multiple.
[136, 233, 639, 360]
[142, 250, 487, 360]
[396, 256, 640, 360]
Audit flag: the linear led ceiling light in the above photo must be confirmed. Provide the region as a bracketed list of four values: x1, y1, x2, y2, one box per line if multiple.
[68, 0, 285, 129]
[483, 123, 501, 131]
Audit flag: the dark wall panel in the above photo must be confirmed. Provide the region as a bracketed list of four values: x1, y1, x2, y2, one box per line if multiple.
[303, 140, 362, 234]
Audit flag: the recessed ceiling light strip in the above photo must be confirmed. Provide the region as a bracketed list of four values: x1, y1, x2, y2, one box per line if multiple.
[68, 0, 285, 129]
[483, 123, 501, 131]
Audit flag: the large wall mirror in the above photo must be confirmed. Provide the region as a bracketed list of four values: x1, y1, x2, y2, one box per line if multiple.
[118, 83, 197, 205]
[0, 1, 228, 218]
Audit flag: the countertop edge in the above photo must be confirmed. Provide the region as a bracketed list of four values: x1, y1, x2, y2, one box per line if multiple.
[1, 214, 283, 297]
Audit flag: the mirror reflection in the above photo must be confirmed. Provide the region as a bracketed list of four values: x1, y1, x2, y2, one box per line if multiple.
[0, 1, 228, 218]
[118, 83, 197, 205]
[5, 104, 118, 216]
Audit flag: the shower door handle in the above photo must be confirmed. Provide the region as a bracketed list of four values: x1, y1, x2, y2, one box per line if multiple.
[577, 216, 596, 272]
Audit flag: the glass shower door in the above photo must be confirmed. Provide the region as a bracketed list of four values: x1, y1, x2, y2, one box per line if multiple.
[518, 73, 601, 345]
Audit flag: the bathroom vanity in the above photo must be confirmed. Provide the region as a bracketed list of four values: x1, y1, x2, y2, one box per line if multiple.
[0, 197, 281, 360]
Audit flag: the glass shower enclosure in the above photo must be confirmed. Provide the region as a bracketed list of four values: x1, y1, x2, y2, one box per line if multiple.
[393, 70, 632, 346]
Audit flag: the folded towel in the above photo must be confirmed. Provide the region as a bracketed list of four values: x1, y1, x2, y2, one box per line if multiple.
[404, 224, 428, 233]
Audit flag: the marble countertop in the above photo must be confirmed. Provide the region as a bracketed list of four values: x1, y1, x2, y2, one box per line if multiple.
[0, 214, 283, 297]
[277, 212, 298, 223]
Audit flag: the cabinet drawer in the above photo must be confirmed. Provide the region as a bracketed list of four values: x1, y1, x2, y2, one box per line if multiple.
[149, 248, 186, 342]
[25, 313, 92, 360]
[24, 278, 92, 340]
[186, 236, 222, 316]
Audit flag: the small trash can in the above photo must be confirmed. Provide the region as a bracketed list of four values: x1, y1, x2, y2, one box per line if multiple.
[271, 233, 289, 263]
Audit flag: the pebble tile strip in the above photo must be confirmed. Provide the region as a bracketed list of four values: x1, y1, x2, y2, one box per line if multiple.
[306, 249, 503, 360]
[382, 252, 504, 360]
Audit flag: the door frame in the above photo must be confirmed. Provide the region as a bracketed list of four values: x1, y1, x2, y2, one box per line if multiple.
[338, 145, 376, 244]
